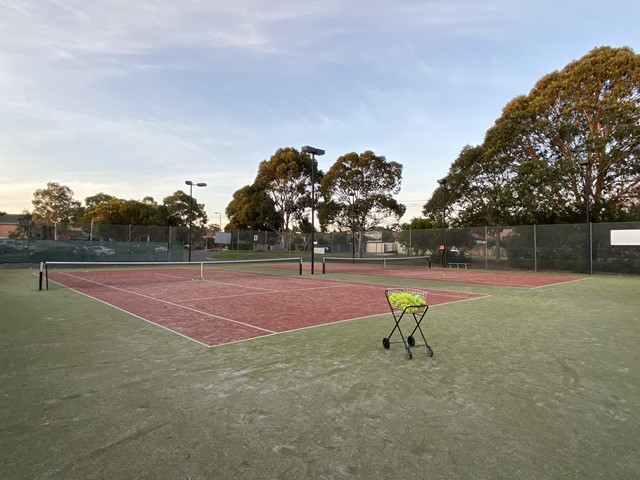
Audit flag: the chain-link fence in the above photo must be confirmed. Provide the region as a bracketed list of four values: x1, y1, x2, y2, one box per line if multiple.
[2, 221, 639, 274]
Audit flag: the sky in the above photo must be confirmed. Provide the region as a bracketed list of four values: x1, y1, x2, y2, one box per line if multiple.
[1, 0, 639, 226]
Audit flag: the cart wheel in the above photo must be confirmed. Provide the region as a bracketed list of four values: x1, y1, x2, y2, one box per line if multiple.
[382, 338, 390, 349]
[406, 348, 413, 359]
[407, 335, 415, 347]
[427, 347, 434, 357]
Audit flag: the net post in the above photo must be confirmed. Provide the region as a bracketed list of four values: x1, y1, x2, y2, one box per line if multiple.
[200, 262, 204, 280]
[39, 262, 50, 290]
[322, 257, 326, 274]
[299, 257, 303, 275]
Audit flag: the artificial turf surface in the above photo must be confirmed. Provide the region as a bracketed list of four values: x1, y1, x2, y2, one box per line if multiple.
[1, 267, 639, 479]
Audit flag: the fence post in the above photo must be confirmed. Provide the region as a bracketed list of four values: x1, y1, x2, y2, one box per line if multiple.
[534, 224, 538, 272]
[588, 222, 593, 275]
[485, 226, 488, 270]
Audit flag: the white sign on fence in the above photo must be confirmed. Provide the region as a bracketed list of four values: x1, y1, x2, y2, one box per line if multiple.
[611, 229, 640, 246]
[215, 232, 232, 245]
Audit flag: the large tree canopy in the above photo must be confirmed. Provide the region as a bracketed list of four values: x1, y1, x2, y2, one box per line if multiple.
[318, 150, 406, 236]
[226, 148, 405, 239]
[79, 192, 206, 227]
[225, 184, 281, 231]
[226, 147, 316, 234]
[82, 198, 165, 226]
[424, 46, 640, 226]
[162, 190, 207, 227]
[84, 193, 116, 210]
[31, 182, 82, 224]
[256, 147, 316, 232]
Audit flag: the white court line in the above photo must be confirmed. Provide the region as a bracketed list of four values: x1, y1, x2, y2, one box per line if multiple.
[176, 281, 367, 303]
[204, 293, 491, 349]
[530, 276, 591, 289]
[53, 272, 276, 335]
[49, 271, 491, 348]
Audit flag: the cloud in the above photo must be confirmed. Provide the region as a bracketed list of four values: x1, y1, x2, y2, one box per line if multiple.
[3, 1, 524, 57]
[2, 0, 637, 220]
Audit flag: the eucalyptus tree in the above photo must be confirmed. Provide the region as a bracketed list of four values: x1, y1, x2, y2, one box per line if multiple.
[162, 190, 207, 227]
[225, 148, 314, 242]
[424, 46, 640, 226]
[318, 150, 405, 255]
[84, 198, 165, 226]
[255, 147, 316, 234]
[84, 193, 116, 210]
[31, 182, 82, 225]
[225, 184, 282, 231]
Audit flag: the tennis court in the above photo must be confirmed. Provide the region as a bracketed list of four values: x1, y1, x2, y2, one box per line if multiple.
[43, 261, 485, 347]
[2, 264, 639, 480]
[321, 256, 584, 288]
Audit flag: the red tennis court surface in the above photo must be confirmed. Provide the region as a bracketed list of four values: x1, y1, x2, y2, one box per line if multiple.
[322, 264, 585, 288]
[47, 270, 485, 347]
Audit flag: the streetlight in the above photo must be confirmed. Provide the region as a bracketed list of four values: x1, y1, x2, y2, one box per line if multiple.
[213, 212, 223, 231]
[301, 145, 325, 274]
[90, 217, 97, 242]
[212, 211, 223, 249]
[437, 178, 447, 267]
[185, 180, 207, 262]
[577, 158, 591, 274]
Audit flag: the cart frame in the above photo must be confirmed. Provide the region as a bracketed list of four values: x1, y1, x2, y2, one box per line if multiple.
[383, 288, 433, 359]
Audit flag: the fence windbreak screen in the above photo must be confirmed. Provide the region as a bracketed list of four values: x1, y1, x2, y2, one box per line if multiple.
[8, 221, 640, 275]
[40, 258, 303, 290]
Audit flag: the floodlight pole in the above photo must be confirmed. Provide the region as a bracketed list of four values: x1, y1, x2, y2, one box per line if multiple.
[577, 158, 592, 274]
[301, 145, 325, 274]
[437, 178, 447, 267]
[185, 180, 207, 262]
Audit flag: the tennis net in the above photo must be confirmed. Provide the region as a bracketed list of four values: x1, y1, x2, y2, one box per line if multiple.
[39, 257, 303, 290]
[321, 256, 432, 275]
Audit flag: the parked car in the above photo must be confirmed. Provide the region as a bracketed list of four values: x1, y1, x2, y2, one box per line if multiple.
[30, 245, 86, 262]
[1, 238, 36, 254]
[88, 245, 115, 257]
[0, 238, 17, 254]
[17, 241, 35, 253]
[126, 244, 154, 254]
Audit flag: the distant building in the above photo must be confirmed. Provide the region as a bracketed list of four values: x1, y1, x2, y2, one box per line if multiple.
[0, 214, 20, 237]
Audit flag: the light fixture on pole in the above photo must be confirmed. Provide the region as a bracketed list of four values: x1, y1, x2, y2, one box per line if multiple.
[185, 180, 207, 262]
[577, 158, 591, 274]
[437, 178, 447, 267]
[301, 145, 325, 274]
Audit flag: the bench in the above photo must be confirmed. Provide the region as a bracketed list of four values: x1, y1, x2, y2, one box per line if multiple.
[447, 262, 469, 269]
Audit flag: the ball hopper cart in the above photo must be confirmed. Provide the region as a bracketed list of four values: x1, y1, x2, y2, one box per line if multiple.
[383, 288, 433, 359]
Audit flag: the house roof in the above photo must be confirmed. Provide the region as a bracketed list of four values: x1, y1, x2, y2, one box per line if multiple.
[0, 214, 22, 224]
